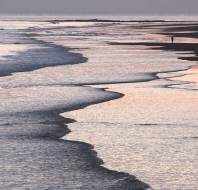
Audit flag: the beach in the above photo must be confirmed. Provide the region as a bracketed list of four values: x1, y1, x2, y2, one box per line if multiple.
[0, 15, 197, 190]
[64, 69, 198, 189]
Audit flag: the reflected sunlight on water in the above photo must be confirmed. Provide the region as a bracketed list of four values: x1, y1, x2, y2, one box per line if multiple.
[0, 15, 198, 190]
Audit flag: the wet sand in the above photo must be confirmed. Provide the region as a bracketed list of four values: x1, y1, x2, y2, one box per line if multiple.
[169, 66, 198, 89]
[64, 67, 198, 190]
[0, 18, 155, 190]
[63, 66, 198, 128]
[0, 17, 198, 190]
[63, 22, 198, 189]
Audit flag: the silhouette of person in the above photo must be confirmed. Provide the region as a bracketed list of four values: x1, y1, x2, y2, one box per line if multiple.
[171, 36, 174, 44]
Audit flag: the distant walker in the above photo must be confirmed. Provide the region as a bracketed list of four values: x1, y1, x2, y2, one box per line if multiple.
[171, 36, 174, 44]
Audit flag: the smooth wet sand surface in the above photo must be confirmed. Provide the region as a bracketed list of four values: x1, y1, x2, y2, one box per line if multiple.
[64, 82, 198, 125]
[0, 44, 29, 59]
[64, 68, 198, 190]
[169, 66, 198, 89]
[1, 17, 198, 190]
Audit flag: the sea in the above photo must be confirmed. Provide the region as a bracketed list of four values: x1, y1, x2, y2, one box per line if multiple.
[0, 14, 197, 190]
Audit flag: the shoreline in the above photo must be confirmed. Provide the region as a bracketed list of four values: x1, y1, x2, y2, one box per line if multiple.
[63, 64, 198, 190]
[0, 18, 198, 189]
[0, 20, 154, 189]
[61, 22, 198, 189]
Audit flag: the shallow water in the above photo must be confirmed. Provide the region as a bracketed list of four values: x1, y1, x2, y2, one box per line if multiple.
[65, 82, 198, 189]
[66, 122, 198, 190]
[0, 16, 197, 189]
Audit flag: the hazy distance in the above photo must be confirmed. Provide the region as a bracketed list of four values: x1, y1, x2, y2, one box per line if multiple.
[0, 0, 198, 15]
